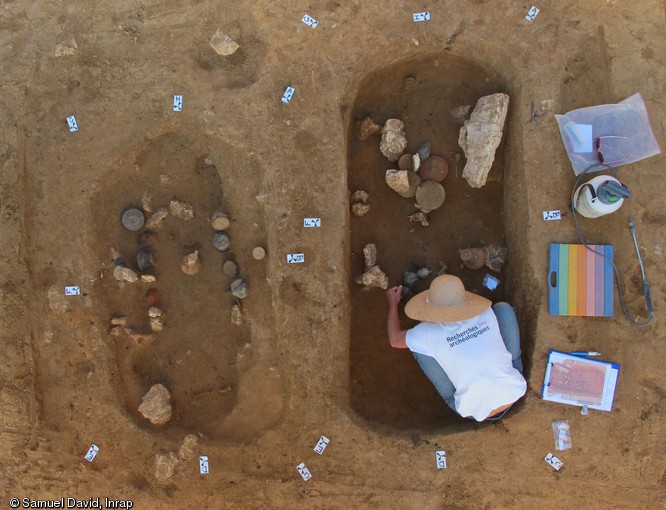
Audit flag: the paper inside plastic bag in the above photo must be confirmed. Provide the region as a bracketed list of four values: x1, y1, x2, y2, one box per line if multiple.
[551, 419, 573, 450]
[555, 93, 661, 175]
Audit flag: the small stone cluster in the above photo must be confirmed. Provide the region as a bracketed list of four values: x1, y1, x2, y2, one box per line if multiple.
[353, 116, 450, 226]
[350, 190, 370, 217]
[459, 245, 508, 272]
[205, 209, 253, 313]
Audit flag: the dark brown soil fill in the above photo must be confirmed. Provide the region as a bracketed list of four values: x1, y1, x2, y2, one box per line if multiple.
[348, 56, 510, 430]
[91, 132, 248, 436]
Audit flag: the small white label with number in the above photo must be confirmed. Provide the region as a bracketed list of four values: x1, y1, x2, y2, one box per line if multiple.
[296, 462, 312, 481]
[303, 218, 321, 228]
[526, 6, 540, 21]
[282, 86, 296, 104]
[435, 450, 447, 469]
[173, 95, 183, 112]
[314, 436, 330, 455]
[67, 116, 78, 132]
[84, 444, 99, 462]
[287, 253, 304, 264]
[413, 11, 431, 22]
[199, 456, 209, 474]
[301, 14, 319, 28]
[543, 210, 561, 221]
[544, 452, 562, 470]
[65, 286, 81, 296]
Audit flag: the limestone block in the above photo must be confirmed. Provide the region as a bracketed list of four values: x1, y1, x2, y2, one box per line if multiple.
[178, 434, 199, 461]
[385, 169, 410, 195]
[458, 93, 509, 188]
[145, 207, 168, 229]
[351, 202, 370, 217]
[363, 243, 377, 271]
[380, 119, 407, 161]
[138, 384, 172, 425]
[154, 451, 179, 482]
[169, 200, 194, 220]
[209, 30, 239, 55]
[355, 265, 389, 290]
[356, 117, 380, 141]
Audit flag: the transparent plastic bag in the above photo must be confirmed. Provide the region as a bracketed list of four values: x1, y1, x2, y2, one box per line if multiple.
[551, 419, 573, 451]
[555, 93, 661, 175]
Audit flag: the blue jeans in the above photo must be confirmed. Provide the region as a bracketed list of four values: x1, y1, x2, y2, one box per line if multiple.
[412, 302, 523, 420]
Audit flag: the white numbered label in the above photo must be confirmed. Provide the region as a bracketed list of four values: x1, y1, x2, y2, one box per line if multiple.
[314, 435, 330, 455]
[301, 14, 319, 28]
[435, 450, 447, 469]
[526, 6, 540, 21]
[287, 253, 304, 264]
[84, 444, 99, 462]
[173, 95, 183, 112]
[413, 11, 431, 22]
[296, 462, 312, 481]
[282, 86, 296, 104]
[544, 452, 563, 471]
[199, 456, 209, 474]
[67, 116, 78, 132]
[303, 218, 321, 228]
[543, 210, 561, 221]
[65, 286, 81, 296]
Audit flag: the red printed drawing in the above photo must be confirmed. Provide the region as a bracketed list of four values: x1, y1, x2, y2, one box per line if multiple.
[547, 360, 607, 405]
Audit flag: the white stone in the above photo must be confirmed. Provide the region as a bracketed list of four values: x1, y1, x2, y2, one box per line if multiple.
[178, 434, 199, 461]
[154, 451, 179, 482]
[458, 93, 509, 188]
[113, 265, 138, 283]
[142, 191, 153, 213]
[356, 117, 380, 141]
[145, 207, 169, 229]
[138, 384, 172, 425]
[231, 304, 242, 326]
[355, 265, 389, 290]
[380, 119, 407, 161]
[54, 37, 77, 57]
[363, 243, 377, 271]
[169, 200, 194, 220]
[407, 211, 429, 227]
[351, 190, 369, 203]
[209, 29, 239, 56]
[110, 316, 127, 326]
[385, 169, 411, 195]
[149, 317, 164, 332]
[351, 202, 370, 217]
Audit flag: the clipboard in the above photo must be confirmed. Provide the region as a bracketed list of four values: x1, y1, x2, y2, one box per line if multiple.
[541, 350, 620, 412]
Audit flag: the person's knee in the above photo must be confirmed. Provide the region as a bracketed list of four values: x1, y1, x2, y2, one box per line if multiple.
[492, 302, 514, 314]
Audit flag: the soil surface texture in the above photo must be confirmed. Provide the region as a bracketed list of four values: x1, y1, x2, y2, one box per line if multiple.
[1, 1, 664, 508]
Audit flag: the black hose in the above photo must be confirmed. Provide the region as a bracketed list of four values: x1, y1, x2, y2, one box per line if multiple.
[570, 163, 654, 326]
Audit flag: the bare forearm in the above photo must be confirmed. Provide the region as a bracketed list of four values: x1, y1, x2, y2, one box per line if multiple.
[387, 304, 408, 348]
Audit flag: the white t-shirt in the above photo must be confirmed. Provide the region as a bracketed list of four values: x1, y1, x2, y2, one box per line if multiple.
[405, 308, 527, 421]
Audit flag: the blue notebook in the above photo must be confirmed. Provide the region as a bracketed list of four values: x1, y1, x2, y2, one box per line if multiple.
[542, 350, 620, 412]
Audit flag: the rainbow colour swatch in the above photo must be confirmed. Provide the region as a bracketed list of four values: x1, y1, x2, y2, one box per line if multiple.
[548, 244, 614, 317]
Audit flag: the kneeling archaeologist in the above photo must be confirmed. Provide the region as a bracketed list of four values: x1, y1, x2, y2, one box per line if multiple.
[386, 275, 527, 422]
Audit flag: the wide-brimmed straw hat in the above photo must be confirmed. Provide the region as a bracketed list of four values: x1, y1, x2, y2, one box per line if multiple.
[405, 275, 491, 322]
